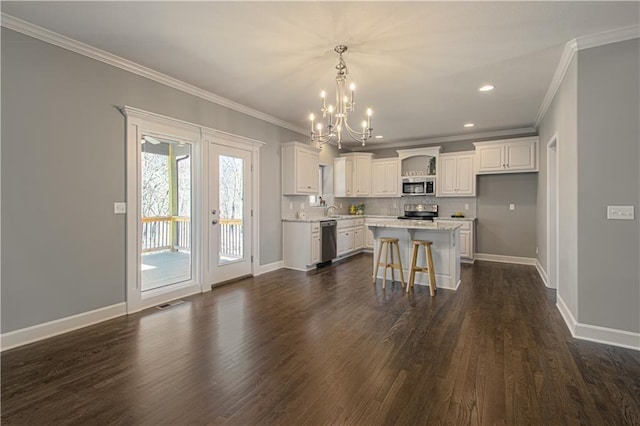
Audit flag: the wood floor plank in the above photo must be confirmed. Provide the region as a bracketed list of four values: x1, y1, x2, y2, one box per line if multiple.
[2, 254, 640, 425]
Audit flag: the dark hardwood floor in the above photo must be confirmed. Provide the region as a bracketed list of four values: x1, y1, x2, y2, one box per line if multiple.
[2, 253, 639, 425]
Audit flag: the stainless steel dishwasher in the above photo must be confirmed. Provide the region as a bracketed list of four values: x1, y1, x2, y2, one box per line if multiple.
[320, 220, 337, 264]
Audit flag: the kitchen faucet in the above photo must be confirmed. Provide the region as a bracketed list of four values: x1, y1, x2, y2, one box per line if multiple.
[326, 205, 338, 216]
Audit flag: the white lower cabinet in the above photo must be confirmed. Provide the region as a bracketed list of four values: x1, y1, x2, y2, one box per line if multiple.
[337, 218, 365, 256]
[283, 221, 322, 271]
[434, 219, 475, 262]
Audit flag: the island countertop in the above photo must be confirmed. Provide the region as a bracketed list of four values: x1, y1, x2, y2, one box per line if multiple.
[366, 219, 462, 231]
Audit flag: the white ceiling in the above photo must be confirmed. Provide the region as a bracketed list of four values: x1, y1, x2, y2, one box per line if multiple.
[3, 2, 639, 147]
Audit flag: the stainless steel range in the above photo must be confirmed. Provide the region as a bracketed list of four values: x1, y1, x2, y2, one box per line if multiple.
[398, 204, 438, 221]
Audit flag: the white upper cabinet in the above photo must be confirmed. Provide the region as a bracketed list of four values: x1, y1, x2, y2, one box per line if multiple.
[282, 142, 320, 195]
[334, 153, 373, 197]
[437, 152, 475, 196]
[473, 137, 538, 174]
[371, 158, 400, 197]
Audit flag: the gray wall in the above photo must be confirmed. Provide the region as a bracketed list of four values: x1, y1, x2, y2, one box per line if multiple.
[576, 39, 639, 332]
[537, 38, 639, 334]
[1, 28, 305, 332]
[476, 174, 537, 257]
[537, 57, 579, 316]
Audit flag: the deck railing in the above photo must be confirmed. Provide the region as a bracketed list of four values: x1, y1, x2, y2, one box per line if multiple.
[142, 216, 190, 253]
[220, 218, 243, 258]
[141, 216, 242, 258]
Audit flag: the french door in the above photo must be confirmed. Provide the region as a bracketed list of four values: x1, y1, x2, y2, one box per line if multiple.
[209, 143, 253, 284]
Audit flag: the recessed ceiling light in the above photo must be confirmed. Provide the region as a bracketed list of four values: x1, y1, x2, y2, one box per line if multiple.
[479, 84, 494, 92]
[464, 123, 475, 128]
[375, 135, 384, 139]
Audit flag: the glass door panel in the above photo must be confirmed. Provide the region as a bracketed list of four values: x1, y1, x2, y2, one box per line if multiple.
[140, 136, 192, 291]
[218, 155, 245, 265]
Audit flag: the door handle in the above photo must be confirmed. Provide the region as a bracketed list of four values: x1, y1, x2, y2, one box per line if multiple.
[211, 220, 218, 225]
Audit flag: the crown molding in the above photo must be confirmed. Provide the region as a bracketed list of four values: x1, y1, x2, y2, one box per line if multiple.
[349, 127, 537, 151]
[1, 13, 307, 136]
[575, 24, 640, 50]
[535, 24, 640, 128]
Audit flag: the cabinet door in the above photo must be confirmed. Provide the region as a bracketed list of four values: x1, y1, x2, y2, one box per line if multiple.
[476, 145, 505, 173]
[354, 156, 370, 196]
[459, 230, 470, 259]
[439, 156, 458, 195]
[345, 158, 354, 196]
[383, 161, 399, 196]
[455, 155, 475, 196]
[337, 229, 348, 255]
[365, 227, 374, 249]
[311, 231, 320, 264]
[297, 150, 318, 193]
[505, 141, 536, 171]
[371, 162, 385, 196]
[354, 227, 364, 250]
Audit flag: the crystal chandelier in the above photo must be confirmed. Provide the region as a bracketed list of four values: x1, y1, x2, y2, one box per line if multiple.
[308, 45, 374, 149]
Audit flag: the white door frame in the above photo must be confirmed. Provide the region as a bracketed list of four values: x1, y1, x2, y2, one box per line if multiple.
[123, 106, 206, 313]
[202, 129, 264, 286]
[123, 107, 265, 312]
[546, 133, 559, 290]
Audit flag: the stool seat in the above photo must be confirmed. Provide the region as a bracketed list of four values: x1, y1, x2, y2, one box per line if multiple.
[407, 240, 437, 296]
[373, 238, 405, 289]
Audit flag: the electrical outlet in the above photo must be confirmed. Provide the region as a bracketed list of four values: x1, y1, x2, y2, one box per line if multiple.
[300, 202, 305, 210]
[509, 204, 515, 211]
[114, 202, 127, 214]
[289, 202, 293, 210]
[607, 206, 634, 220]
[536, 247, 539, 254]
[464, 203, 469, 211]
[339, 203, 343, 209]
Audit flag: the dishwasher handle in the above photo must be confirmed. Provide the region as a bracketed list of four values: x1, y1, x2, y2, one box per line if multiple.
[320, 220, 337, 227]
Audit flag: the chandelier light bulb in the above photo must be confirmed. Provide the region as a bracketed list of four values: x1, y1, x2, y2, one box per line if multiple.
[309, 113, 315, 121]
[316, 123, 323, 131]
[320, 90, 326, 98]
[350, 83, 356, 91]
[362, 120, 367, 129]
[367, 108, 373, 116]
[328, 105, 334, 113]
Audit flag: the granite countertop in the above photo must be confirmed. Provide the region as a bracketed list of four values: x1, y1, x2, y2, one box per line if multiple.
[282, 214, 397, 223]
[367, 219, 462, 231]
[434, 216, 476, 221]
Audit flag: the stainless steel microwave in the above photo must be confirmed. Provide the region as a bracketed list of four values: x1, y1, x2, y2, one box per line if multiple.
[402, 177, 435, 196]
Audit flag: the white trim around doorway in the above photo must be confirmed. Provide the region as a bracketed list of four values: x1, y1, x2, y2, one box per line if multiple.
[121, 106, 265, 313]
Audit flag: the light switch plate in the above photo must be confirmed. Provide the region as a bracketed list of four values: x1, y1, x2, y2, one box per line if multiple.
[509, 204, 515, 211]
[607, 205, 634, 220]
[114, 202, 127, 214]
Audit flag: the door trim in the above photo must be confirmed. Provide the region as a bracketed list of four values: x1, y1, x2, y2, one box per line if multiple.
[122, 106, 265, 313]
[546, 133, 559, 290]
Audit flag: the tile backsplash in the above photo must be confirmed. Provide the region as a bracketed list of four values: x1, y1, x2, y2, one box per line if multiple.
[282, 194, 477, 219]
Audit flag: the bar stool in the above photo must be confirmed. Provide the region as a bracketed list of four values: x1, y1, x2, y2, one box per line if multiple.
[407, 240, 437, 296]
[373, 238, 405, 289]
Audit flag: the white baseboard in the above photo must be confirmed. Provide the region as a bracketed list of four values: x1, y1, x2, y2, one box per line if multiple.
[556, 295, 639, 351]
[1, 302, 127, 351]
[475, 253, 537, 265]
[535, 259, 549, 287]
[255, 260, 284, 276]
[575, 323, 640, 351]
[556, 295, 577, 337]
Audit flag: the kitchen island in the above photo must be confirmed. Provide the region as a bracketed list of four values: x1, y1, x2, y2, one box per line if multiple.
[367, 220, 462, 290]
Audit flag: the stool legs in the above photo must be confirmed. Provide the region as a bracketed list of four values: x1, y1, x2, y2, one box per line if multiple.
[373, 241, 384, 283]
[407, 243, 419, 293]
[373, 239, 405, 289]
[425, 244, 436, 297]
[395, 242, 406, 288]
[407, 241, 437, 296]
